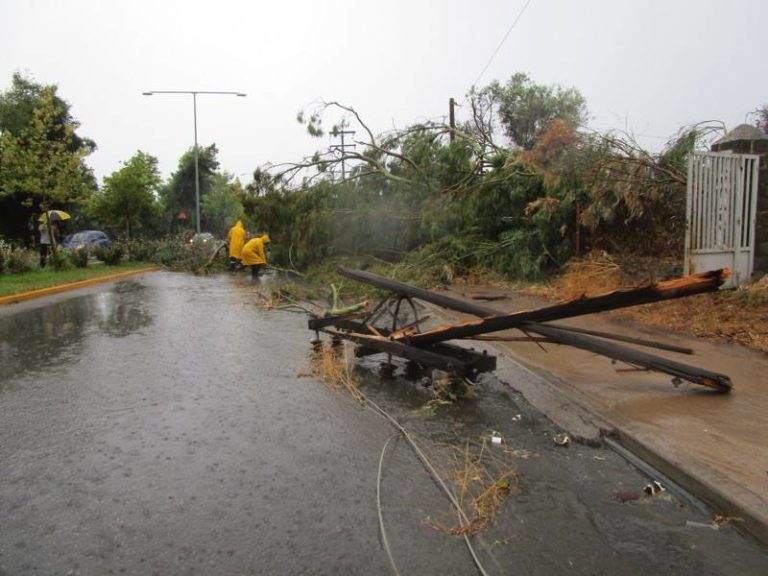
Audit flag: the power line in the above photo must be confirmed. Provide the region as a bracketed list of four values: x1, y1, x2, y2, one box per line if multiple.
[473, 0, 534, 88]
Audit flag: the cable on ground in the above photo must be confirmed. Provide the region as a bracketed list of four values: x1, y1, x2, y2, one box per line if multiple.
[363, 389, 493, 576]
[377, 433, 404, 576]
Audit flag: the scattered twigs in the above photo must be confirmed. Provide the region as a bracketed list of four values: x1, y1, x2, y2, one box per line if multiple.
[362, 396, 492, 576]
[266, 263, 306, 278]
[306, 337, 496, 575]
[323, 299, 370, 317]
[255, 286, 323, 315]
[310, 341, 365, 404]
[427, 440, 520, 536]
[195, 241, 228, 274]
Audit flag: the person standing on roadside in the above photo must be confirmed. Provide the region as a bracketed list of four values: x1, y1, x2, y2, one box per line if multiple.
[38, 219, 58, 268]
[27, 215, 37, 249]
[226, 219, 247, 271]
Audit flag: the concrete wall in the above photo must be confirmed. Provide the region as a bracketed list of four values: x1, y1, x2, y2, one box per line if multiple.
[710, 140, 768, 275]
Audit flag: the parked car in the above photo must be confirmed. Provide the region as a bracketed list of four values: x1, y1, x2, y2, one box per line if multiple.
[189, 232, 215, 244]
[60, 230, 111, 250]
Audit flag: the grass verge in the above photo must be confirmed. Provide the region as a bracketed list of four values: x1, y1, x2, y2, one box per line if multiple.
[0, 262, 155, 297]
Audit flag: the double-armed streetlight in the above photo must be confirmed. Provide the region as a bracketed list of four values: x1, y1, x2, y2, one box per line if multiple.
[142, 90, 246, 234]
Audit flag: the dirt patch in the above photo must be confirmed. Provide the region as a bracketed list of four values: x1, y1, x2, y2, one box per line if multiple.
[553, 257, 768, 354]
[613, 286, 768, 353]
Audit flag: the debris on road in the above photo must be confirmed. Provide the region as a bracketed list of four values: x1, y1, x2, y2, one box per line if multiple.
[643, 480, 666, 496]
[553, 432, 571, 447]
[613, 490, 643, 503]
[685, 520, 720, 530]
[308, 267, 733, 393]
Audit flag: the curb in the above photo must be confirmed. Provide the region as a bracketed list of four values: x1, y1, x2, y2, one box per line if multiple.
[505, 344, 768, 545]
[423, 301, 768, 546]
[0, 267, 160, 306]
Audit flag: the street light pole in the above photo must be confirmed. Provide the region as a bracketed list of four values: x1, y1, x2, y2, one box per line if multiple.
[142, 90, 246, 234]
[192, 92, 199, 235]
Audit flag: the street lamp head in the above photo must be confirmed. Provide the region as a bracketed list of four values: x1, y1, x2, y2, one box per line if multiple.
[142, 92, 153, 96]
[236, 93, 247, 97]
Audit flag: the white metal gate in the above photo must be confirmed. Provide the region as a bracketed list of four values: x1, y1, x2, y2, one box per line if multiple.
[685, 152, 759, 288]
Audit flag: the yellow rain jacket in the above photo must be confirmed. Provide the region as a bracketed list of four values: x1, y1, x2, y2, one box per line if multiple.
[241, 234, 270, 266]
[227, 220, 246, 260]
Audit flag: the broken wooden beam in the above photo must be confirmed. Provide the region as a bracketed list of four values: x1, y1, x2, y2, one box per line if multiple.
[338, 266, 709, 354]
[393, 269, 730, 347]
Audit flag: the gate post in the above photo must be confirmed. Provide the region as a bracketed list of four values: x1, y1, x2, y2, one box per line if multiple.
[711, 124, 768, 275]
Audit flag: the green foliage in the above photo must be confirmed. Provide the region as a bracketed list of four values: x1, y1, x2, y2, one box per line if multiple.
[246, 168, 281, 197]
[297, 110, 325, 137]
[394, 235, 482, 287]
[753, 104, 768, 133]
[121, 235, 215, 271]
[200, 173, 244, 236]
[0, 263, 151, 296]
[523, 120, 715, 258]
[160, 144, 220, 232]
[121, 238, 159, 262]
[472, 73, 588, 150]
[0, 72, 95, 152]
[50, 248, 72, 271]
[246, 113, 577, 281]
[88, 150, 162, 241]
[149, 236, 189, 267]
[93, 244, 124, 265]
[7, 247, 37, 274]
[0, 73, 96, 229]
[68, 247, 89, 268]
[0, 239, 10, 274]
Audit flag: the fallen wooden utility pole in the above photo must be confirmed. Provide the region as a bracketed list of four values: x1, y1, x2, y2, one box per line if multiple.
[374, 269, 729, 347]
[337, 267, 696, 354]
[522, 323, 731, 391]
[332, 266, 732, 392]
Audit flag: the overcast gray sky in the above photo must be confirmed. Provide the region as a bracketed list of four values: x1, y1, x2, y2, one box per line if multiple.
[2, 0, 766, 184]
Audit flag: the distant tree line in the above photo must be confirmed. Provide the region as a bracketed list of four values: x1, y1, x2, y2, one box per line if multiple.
[0, 73, 246, 244]
[2, 71, 765, 282]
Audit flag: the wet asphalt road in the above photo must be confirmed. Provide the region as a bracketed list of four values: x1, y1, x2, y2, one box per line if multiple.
[0, 271, 766, 576]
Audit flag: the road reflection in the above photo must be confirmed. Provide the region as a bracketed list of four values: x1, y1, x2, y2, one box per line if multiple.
[0, 280, 153, 384]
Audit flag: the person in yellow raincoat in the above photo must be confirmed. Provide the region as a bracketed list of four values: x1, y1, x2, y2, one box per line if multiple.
[241, 233, 270, 277]
[226, 219, 247, 271]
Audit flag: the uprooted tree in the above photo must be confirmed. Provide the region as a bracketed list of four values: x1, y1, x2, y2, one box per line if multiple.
[242, 73, 724, 282]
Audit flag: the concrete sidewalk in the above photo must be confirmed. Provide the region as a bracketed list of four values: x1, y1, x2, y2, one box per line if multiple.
[432, 286, 768, 546]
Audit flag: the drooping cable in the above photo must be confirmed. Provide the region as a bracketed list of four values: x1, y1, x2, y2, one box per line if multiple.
[473, 0, 534, 88]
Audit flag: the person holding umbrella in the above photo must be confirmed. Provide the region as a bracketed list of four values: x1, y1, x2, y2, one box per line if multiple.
[38, 210, 69, 268]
